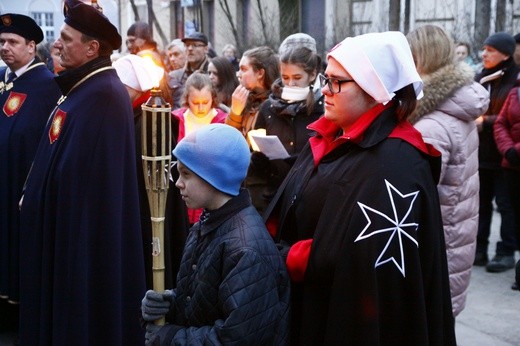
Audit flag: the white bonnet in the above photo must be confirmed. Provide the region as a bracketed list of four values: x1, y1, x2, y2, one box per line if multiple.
[113, 54, 164, 92]
[327, 31, 423, 103]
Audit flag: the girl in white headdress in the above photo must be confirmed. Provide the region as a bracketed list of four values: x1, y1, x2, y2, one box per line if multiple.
[263, 31, 457, 345]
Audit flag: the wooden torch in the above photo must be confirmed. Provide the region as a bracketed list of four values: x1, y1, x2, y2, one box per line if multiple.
[141, 88, 171, 325]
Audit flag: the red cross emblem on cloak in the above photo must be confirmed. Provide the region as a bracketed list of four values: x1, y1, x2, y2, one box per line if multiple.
[49, 109, 67, 144]
[2, 91, 27, 117]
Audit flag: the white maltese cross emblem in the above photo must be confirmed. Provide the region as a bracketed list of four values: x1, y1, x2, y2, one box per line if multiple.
[355, 179, 419, 277]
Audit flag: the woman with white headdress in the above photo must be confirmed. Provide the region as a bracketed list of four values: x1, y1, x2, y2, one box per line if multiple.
[263, 31, 456, 345]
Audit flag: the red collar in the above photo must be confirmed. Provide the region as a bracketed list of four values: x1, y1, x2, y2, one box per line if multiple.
[132, 90, 151, 110]
[308, 102, 391, 166]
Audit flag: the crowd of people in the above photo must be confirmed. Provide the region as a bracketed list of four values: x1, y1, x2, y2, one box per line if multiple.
[1, 0, 519, 344]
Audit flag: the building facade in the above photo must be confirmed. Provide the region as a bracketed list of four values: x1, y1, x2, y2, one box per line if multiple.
[1, 0, 519, 60]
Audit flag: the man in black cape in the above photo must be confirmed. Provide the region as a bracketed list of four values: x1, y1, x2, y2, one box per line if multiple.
[18, 1, 146, 344]
[0, 12, 61, 334]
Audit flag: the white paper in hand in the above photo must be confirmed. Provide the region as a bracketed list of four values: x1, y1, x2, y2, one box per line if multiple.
[248, 129, 290, 160]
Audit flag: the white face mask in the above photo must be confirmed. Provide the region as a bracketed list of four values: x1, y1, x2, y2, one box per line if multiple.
[281, 85, 310, 102]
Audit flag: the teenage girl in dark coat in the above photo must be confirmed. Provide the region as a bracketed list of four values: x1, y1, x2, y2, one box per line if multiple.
[249, 36, 324, 212]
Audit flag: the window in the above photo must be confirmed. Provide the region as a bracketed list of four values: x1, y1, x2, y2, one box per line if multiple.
[31, 12, 55, 42]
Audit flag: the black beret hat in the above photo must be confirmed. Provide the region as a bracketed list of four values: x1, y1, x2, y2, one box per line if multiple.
[483, 32, 516, 56]
[63, 0, 122, 50]
[181, 32, 208, 45]
[0, 13, 44, 44]
[514, 33, 520, 44]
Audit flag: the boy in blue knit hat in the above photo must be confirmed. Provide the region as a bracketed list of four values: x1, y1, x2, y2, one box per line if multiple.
[141, 123, 290, 345]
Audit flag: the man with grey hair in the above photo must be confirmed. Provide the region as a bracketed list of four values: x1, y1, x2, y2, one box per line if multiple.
[18, 0, 146, 343]
[166, 38, 186, 71]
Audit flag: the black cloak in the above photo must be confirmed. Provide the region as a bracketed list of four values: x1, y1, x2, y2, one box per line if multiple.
[19, 58, 146, 345]
[265, 105, 456, 345]
[0, 60, 60, 303]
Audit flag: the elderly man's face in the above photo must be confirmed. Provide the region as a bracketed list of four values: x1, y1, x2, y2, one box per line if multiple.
[53, 24, 92, 69]
[168, 45, 186, 70]
[184, 40, 208, 67]
[0, 32, 35, 71]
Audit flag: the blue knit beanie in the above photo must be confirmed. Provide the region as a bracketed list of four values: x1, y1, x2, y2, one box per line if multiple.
[172, 124, 250, 196]
[483, 32, 516, 56]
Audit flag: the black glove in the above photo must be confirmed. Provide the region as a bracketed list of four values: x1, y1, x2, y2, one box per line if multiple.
[145, 323, 162, 346]
[505, 148, 520, 165]
[141, 289, 174, 322]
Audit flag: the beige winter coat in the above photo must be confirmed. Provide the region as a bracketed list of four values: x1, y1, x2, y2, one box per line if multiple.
[411, 62, 490, 317]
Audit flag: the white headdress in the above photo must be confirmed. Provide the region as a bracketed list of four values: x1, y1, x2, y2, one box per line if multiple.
[113, 54, 164, 92]
[327, 31, 423, 103]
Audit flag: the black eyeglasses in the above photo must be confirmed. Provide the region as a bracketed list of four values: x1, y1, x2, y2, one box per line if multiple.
[318, 73, 355, 94]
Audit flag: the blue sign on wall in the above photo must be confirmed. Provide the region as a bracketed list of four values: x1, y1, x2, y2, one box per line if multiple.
[181, 0, 199, 7]
[184, 19, 198, 35]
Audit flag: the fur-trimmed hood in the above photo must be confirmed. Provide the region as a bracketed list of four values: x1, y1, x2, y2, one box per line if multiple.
[410, 62, 486, 124]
